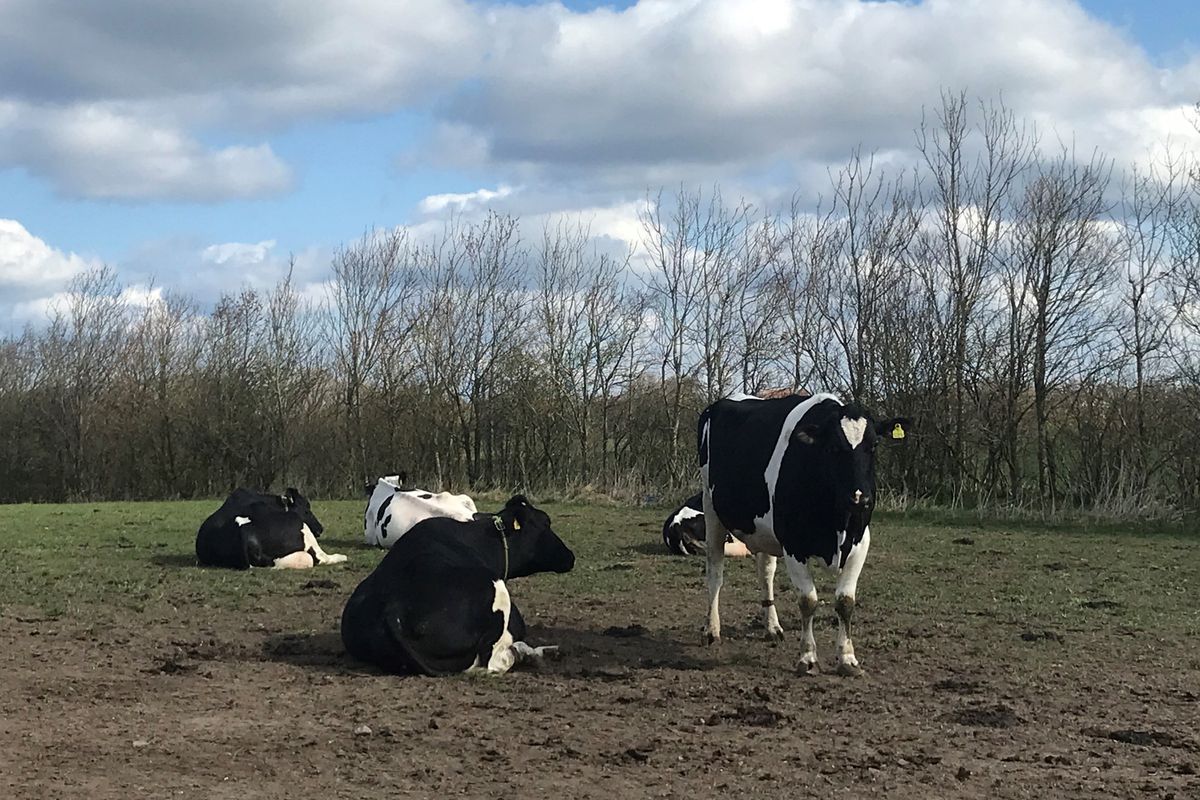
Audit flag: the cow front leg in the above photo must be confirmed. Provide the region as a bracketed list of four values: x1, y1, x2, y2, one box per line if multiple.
[510, 641, 559, 664]
[783, 555, 819, 673]
[702, 488, 725, 645]
[302, 524, 347, 565]
[833, 527, 871, 677]
[756, 553, 784, 640]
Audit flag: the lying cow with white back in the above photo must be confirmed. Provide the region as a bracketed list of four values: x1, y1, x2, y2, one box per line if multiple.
[363, 473, 479, 548]
[663, 493, 750, 557]
[341, 495, 574, 676]
[195, 487, 346, 569]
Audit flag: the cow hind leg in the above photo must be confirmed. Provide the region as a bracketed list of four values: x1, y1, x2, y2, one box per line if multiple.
[756, 552, 784, 640]
[272, 551, 315, 569]
[701, 488, 726, 645]
[833, 526, 871, 677]
[783, 555, 819, 674]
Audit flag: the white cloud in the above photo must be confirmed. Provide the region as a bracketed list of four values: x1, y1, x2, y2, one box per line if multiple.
[5, 1, 1200, 202]
[0, 101, 293, 201]
[201, 240, 278, 266]
[0, 0, 482, 200]
[0, 219, 96, 289]
[418, 185, 518, 215]
[436, 0, 1200, 187]
[119, 284, 165, 309]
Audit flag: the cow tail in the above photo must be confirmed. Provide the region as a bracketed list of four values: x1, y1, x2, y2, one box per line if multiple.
[697, 407, 711, 468]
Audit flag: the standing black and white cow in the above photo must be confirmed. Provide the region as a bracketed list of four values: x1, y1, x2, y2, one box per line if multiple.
[662, 493, 750, 557]
[340, 495, 574, 676]
[195, 488, 346, 570]
[363, 474, 479, 548]
[698, 392, 909, 676]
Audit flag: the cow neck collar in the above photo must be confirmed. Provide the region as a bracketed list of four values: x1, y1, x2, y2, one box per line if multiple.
[493, 515, 509, 579]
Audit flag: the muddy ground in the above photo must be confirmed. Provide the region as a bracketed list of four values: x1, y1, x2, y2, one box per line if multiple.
[1, 500, 1198, 799]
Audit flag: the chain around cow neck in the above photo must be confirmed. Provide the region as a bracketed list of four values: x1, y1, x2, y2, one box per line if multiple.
[493, 515, 509, 579]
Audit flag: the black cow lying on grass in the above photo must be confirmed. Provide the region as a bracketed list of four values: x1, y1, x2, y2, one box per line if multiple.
[195, 488, 346, 570]
[340, 495, 574, 676]
[662, 493, 751, 557]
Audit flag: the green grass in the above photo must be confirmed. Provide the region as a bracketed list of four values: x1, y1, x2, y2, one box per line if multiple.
[2, 498, 1197, 646]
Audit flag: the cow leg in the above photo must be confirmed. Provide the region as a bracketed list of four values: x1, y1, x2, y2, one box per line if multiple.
[783, 555, 819, 674]
[510, 641, 560, 664]
[833, 526, 871, 677]
[701, 487, 726, 645]
[272, 551, 315, 569]
[756, 553, 784, 640]
[469, 580, 520, 675]
[301, 524, 347, 565]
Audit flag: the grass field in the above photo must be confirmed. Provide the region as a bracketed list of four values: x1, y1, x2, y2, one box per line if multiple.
[2, 498, 1198, 799]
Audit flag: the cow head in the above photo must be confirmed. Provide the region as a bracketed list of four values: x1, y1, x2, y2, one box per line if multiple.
[792, 404, 910, 521]
[495, 495, 575, 577]
[283, 487, 325, 537]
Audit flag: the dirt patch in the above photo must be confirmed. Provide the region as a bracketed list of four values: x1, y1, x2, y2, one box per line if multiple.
[1084, 728, 1197, 751]
[705, 705, 788, 727]
[602, 623, 648, 637]
[941, 703, 1024, 728]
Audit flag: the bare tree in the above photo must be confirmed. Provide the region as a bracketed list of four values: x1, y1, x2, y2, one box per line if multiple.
[914, 92, 1034, 501]
[1013, 145, 1119, 506]
[326, 228, 418, 485]
[34, 266, 128, 497]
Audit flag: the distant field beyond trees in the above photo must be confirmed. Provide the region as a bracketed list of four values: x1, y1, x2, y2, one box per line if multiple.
[3, 94, 1200, 516]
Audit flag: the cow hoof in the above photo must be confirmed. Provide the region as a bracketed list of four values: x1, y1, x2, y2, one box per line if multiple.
[836, 661, 864, 677]
[766, 627, 785, 642]
[797, 658, 819, 676]
[703, 631, 721, 647]
[537, 645, 562, 661]
[325, 553, 348, 564]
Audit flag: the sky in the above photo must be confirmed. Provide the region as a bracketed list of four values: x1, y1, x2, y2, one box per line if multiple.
[3, 0, 1200, 328]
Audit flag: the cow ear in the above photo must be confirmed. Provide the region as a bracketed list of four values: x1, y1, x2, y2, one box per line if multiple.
[875, 417, 911, 442]
[502, 497, 532, 532]
[397, 471, 408, 486]
[792, 424, 819, 445]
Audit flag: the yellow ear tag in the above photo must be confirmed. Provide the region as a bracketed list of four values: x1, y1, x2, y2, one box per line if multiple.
[891, 423, 906, 440]
[512, 518, 521, 530]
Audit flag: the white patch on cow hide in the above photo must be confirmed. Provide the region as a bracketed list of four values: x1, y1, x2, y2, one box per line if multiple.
[302, 523, 347, 565]
[752, 393, 840, 536]
[363, 478, 478, 549]
[840, 417, 868, 448]
[726, 391, 759, 402]
[234, 516, 251, 526]
[670, 506, 703, 526]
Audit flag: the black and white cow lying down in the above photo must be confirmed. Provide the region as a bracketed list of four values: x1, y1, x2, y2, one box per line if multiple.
[195, 488, 346, 570]
[662, 493, 750, 557]
[698, 392, 909, 676]
[363, 473, 478, 548]
[341, 495, 575, 676]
